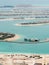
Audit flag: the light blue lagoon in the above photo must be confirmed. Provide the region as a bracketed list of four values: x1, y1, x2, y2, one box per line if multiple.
[0, 18, 49, 54]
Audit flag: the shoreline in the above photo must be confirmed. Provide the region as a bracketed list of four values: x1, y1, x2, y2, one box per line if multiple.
[4, 34, 20, 41]
[0, 52, 49, 55]
[0, 53, 49, 65]
[0, 18, 49, 21]
[15, 23, 49, 26]
[0, 18, 35, 21]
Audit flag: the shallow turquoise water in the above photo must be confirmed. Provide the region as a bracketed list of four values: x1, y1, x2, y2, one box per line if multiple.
[0, 18, 49, 54]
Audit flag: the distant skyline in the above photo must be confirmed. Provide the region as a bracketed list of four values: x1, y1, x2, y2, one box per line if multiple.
[0, 0, 49, 6]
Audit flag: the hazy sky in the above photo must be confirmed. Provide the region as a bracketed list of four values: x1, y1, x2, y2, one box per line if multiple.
[0, 0, 49, 6]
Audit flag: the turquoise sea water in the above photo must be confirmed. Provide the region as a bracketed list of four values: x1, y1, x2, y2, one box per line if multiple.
[0, 18, 49, 54]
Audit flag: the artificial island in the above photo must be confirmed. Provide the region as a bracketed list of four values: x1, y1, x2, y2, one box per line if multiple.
[16, 21, 49, 26]
[0, 32, 20, 41]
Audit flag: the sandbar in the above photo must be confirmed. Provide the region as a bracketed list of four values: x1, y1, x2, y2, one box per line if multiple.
[15, 23, 44, 26]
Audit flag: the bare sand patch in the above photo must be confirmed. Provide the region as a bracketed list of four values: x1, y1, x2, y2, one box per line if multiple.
[15, 23, 44, 26]
[4, 34, 20, 41]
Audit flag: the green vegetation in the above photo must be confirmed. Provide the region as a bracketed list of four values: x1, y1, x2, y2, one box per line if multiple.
[0, 32, 15, 40]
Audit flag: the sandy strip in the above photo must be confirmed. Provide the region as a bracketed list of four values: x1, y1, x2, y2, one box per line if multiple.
[15, 24, 44, 26]
[0, 54, 49, 65]
[0, 18, 18, 21]
[15, 23, 49, 26]
[4, 34, 20, 41]
[42, 38, 49, 42]
[0, 18, 36, 21]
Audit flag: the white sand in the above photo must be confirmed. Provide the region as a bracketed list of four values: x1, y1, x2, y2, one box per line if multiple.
[43, 38, 49, 42]
[15, 23, 44, 26]
[15, 22, 49, 26]
[4, 34, 20, 41]
[0, 18, 36, 21]
[0, 54, 49, 65]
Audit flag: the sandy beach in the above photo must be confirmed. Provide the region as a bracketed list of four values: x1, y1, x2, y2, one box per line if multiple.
[15, 23, 44, 26]
[4, 34, 20, 41]
[0, 18, 36, 21]
[15, 22, 49, 27]
[0, 53, 49, 65]
[0, 18, 19, 21]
